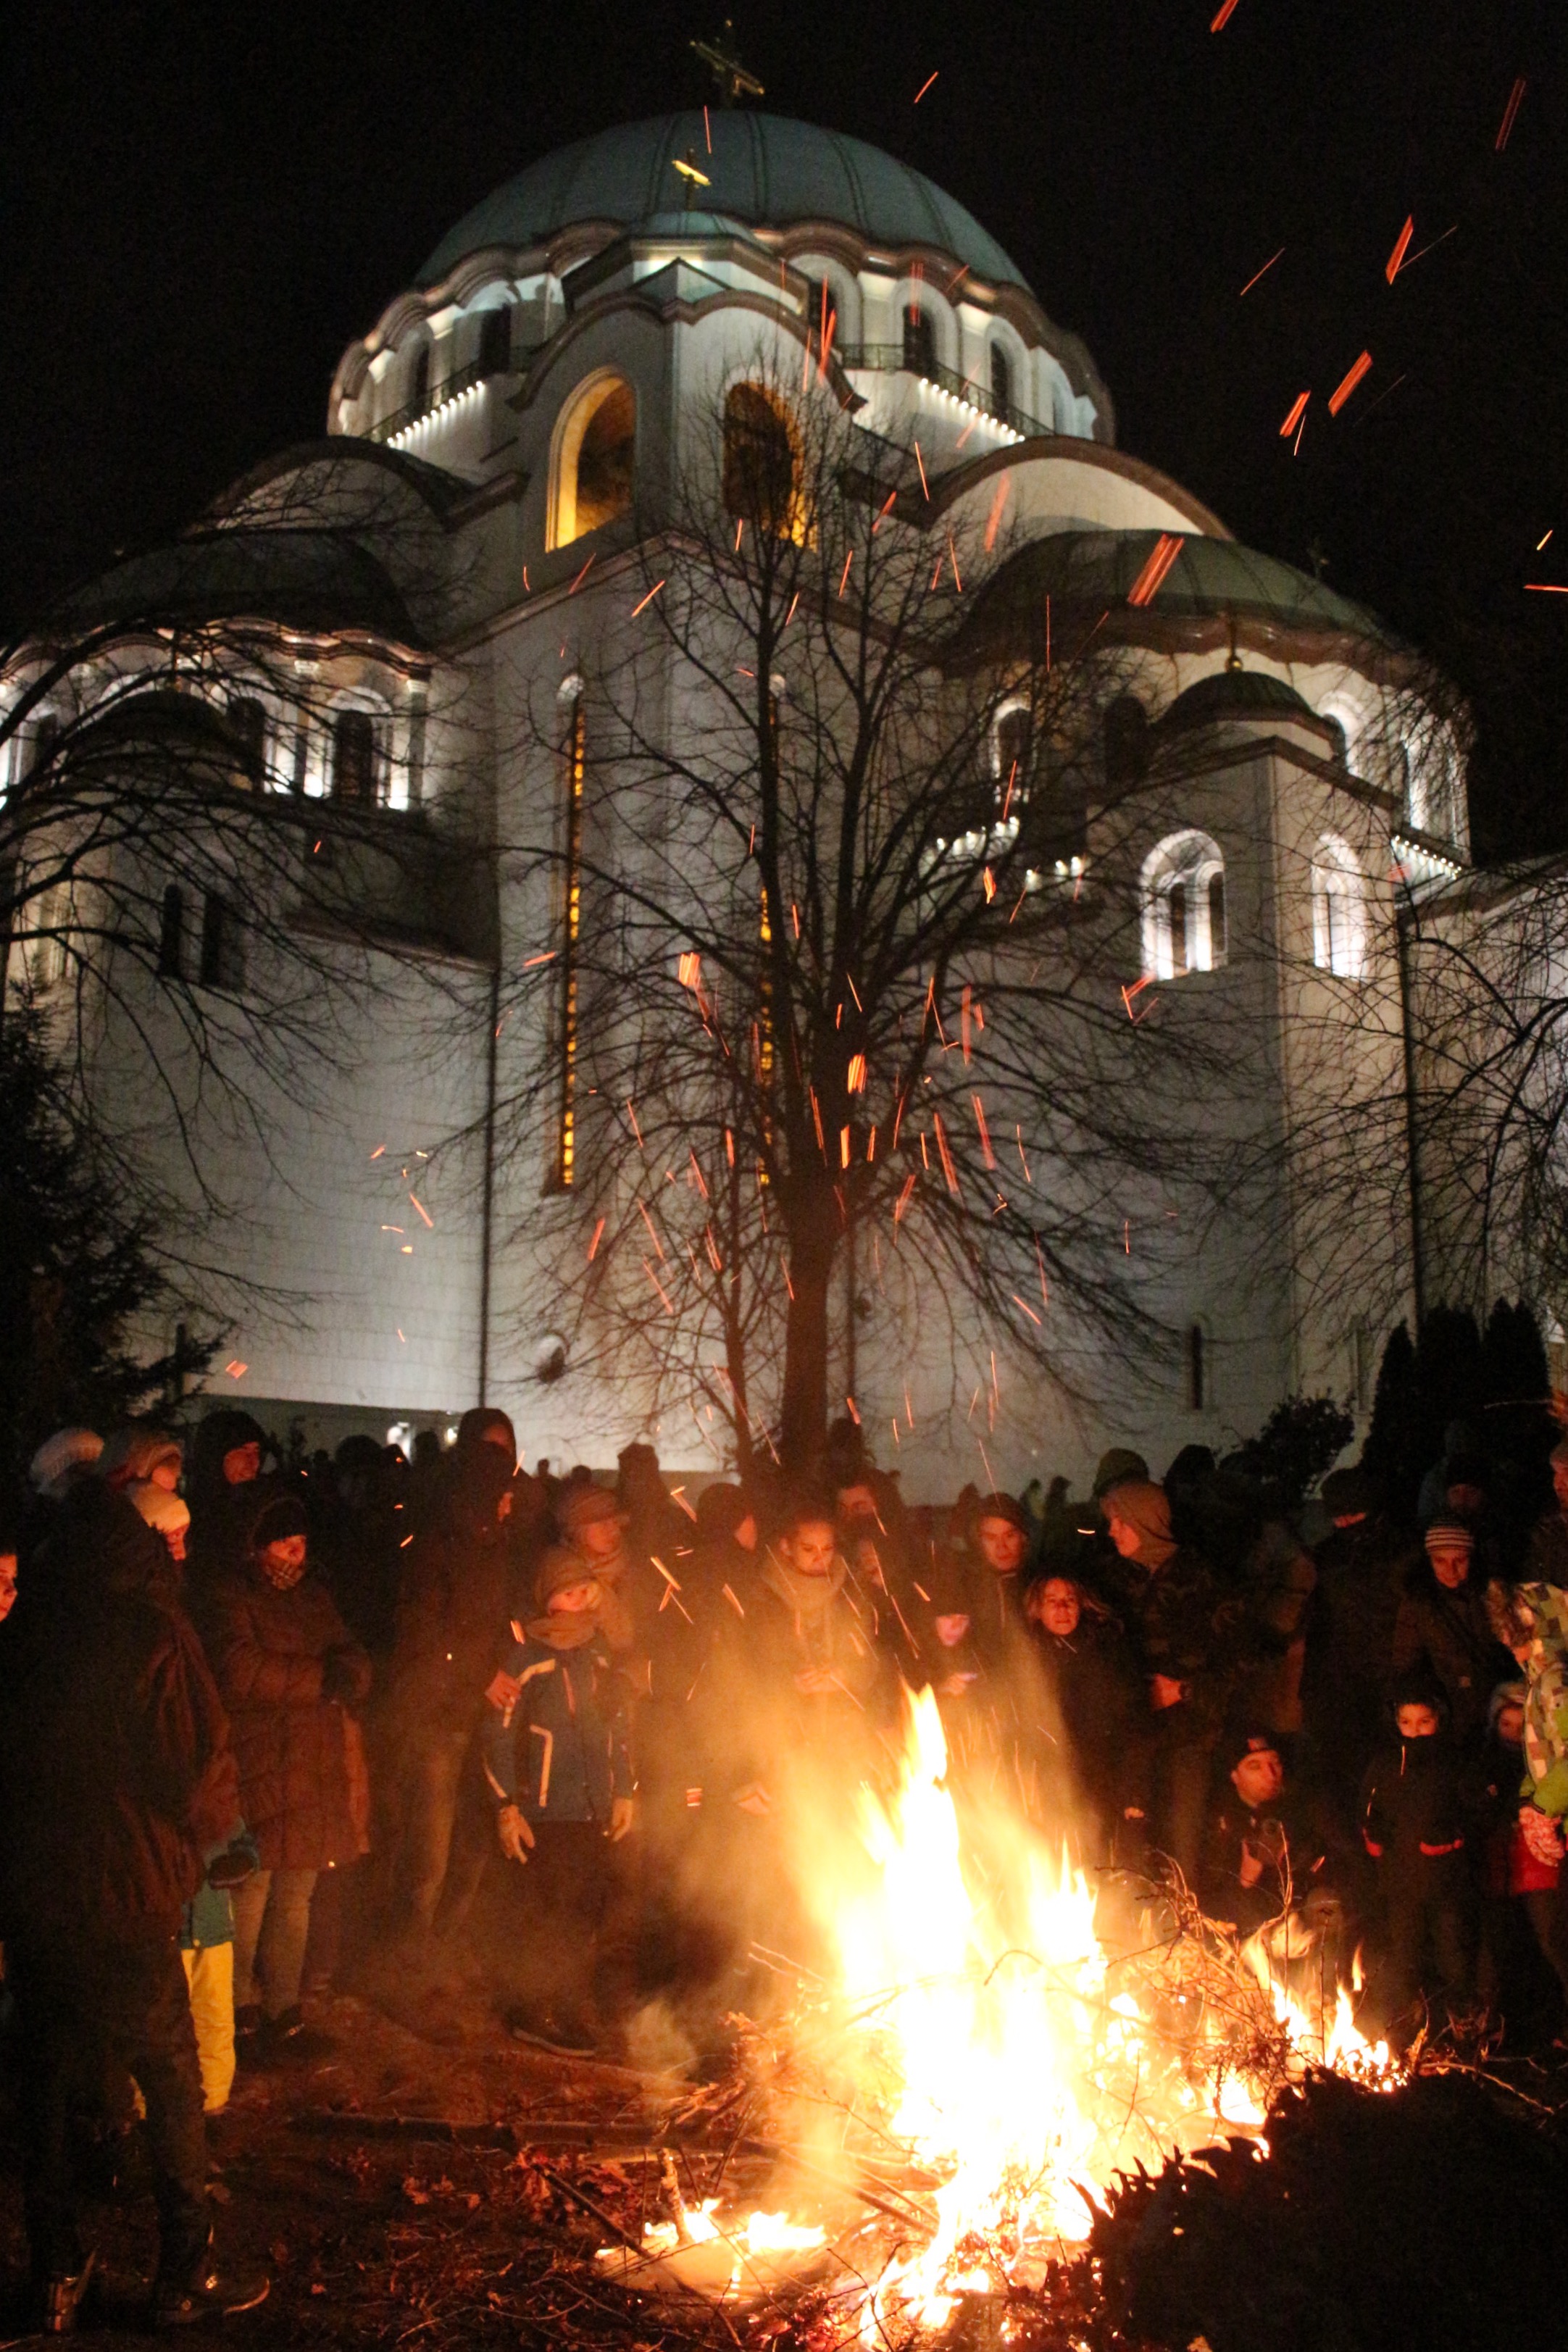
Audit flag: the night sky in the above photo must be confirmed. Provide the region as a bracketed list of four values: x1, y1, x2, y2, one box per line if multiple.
[5, 0, 1564, 850]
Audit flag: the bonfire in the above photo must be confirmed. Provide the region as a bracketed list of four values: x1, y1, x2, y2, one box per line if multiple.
[599, 1688, 1398, 2338]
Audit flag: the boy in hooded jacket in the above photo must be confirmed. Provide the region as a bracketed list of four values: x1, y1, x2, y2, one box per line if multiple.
[480, 1547, 635, 2055]
[1359, 1675, 1480, 2043]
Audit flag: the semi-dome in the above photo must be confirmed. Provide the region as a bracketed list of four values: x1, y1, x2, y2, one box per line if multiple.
[417, 110, 1029, 291]
[1164, 669, 1319, 727]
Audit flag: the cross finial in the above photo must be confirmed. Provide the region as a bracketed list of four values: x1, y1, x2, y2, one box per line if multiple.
[690, 17, 764, 106]
[672, 149, 712, 211]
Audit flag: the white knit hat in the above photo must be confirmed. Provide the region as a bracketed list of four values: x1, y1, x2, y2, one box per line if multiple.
[125, 1480, 191, 1540]
[28, 1427, 104, 1499]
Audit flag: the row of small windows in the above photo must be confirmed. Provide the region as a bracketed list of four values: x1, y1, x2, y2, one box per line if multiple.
[798, 277, 1017, 414]
[548, 373, 808, 552]
[1140, 828, 1369, 980]
[218, 696, 405, 808]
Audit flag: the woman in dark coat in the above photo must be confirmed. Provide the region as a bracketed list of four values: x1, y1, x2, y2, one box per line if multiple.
[203, 1493, 370, 2033]
[1025, 1574, 1151, 1860]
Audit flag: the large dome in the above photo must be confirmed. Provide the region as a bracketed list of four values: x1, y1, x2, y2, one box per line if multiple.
[416, 111, 1029, 291]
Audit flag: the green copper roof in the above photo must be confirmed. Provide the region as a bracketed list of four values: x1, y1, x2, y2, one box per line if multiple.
[417, 112, 1029, 291]
[964, 530, 1390, 643]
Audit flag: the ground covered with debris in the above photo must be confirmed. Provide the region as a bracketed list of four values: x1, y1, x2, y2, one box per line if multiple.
[0, 1985, 1565, 2352]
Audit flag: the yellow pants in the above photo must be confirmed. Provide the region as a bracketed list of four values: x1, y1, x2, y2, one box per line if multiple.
[181, 1941, 236, 2114]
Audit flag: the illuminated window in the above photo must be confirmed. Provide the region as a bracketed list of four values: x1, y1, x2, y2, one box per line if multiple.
[1311, 835, 1367, 978]
[990, 343, 1012, 418]
[1142, 830, 1226, 977]
[722, 382, 803, 538]
[801, 277, 838, 353]
[903, 306, 936, 378]
[549, 374, 635, 549]
[552, 695, 585, 1190]
[993, 700, 1033, 787]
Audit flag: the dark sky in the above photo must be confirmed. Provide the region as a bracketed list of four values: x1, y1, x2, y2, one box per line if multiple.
[5, 0, 1564, 849]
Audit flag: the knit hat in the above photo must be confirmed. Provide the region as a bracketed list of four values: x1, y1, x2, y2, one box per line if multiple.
[559, 1482, 628, 1537]
[1222, 1722, 1283, 1775]
[29, 1427, 104, 1499]
[199, 1409, 267, 1459]
[125, 1481, 191, 1541]
[1321, 1466, 1380, 1520]
[1093, 1448, 1150, 1506]
[1488, 1677, 1528, 1736]
[1390, 1668, 1447, 1718]
[1424, 1518, 1475, 1557]
[536, 1545, 604, 1607]
[249, 1492, 308, 1551]
[1101, 1478, 1174, 1554]
[99, 1425, 184, 1490]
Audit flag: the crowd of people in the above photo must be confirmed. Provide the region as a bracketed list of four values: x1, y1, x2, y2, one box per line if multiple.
[2, 1398, 1567, 2327]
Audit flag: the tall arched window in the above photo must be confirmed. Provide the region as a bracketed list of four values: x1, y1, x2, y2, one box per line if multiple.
[903, 306, 937, 378]
[1141, 830, 1227, 978]
[478, 305, 512, 378]
[990, 343, 1012, 418]
[549, 373, 636, 549]
[801, 277, 838, 353]
[409, 343, 430, 417]
[331, 709, 377, 805]
[722, 383, 801, 538]
[992, 699, 1033, 787]
[1311, 835, 1367, 977]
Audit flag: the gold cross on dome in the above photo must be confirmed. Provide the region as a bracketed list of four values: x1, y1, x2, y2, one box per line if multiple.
[672, 150, 712, 210]
[690, 17, 764, 106]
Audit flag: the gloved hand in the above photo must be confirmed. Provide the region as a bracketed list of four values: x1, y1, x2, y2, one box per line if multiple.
[497, 1803, 535, 1864]
[320, 1647, 362, 1703]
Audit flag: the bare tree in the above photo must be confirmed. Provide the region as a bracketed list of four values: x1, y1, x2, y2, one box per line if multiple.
[491, 362, 1243, 1474]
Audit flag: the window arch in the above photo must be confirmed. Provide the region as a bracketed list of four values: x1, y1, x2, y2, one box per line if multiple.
[1141, 830, 1226, 978]
[549, 372, 636, 550]
[991, 698, 1033, 785]
[409, 342, 431, 417]
[903, 306, 937, 378]
[1311, 834, 1367, 978]
[722, 382, 803, 538]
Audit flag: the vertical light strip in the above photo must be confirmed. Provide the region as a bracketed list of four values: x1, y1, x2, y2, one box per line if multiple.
[556, 697, 584, 1188]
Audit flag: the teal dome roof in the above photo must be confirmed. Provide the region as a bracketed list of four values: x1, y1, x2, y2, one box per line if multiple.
[417, 111, 1029, 291]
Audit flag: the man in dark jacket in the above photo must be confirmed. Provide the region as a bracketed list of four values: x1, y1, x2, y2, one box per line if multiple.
[184, 1409, 271, 1595]
[1390, 1521, 1513, 1751]
[1201, 1725, 1348, 1938]
[1360, 1676, 1480, 2044]
[0, 1482, 267, 2327]
[1304, 1467, 1418, 1808]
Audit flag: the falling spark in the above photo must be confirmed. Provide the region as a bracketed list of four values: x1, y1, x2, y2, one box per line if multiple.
[984, 475, 1011, 551]
[1496, 75, 1527, 151]
[631, 579, 666, 615]
[846, 1395, 862, 1425]
[838, 549, 854, 595]
[1537, 530, 1554, 551]
[1127, 533, 1184, 606]
[401, 1244, 413, 1256]
[588, 1217, 606, 1259]
[1035, 1234, 1050, 1309]
[643, 1259, 676, 1314]
[703, 102, 712, 153]
[409, 1193, 434, 1228]
[1239, 246, 1285, 296]
[1012, 1293, 1042, 1326]
[1525, 583, 1568, 593]
[396, 1328, 406, 1343]
[568, 553, 596, 594]
[914, 441, 931, 499]
[225, 1359, 248, 1379]
[637, 1199, 665, 1259]
[848, 1051, 867, 1091]
[1328, 351, 1373, 415]
[982, 867, 996, 901]
[1211, 0, 1243, 22]
[1385, 216, 1414, 283]
[721, 1582, 745, 1617]
[914, 69, 938, 102]
[370, 1145, 385, 1159]
[947, 531, 963, 591]
[780, 1252, 794, 1300]
[522, 950, 556, 967]
[626, 1099, 643, 1145]
[840, 1125, 851, 1167]
[933, 1111, 959, 1193]
[1280, 391, 1310, 437]
[785, 589, 801, 625]
[1016, 1127, 1032, 1183]
[894, 1172, 918, 1222]
[872, 489, 898, 533]
[972, 1094, 996, 1167]
[1123, 1219, 1132, 1254]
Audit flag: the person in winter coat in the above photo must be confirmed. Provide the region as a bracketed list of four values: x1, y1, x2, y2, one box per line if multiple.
[202, 1494, 370, 2040]
[1484, 1580, 1568, 2009]
[1477, 1680, 1564, 2043]
[480, 1546, 635, 2054]
[1024, 1574, 1151, 1860]
[99, 1424, 183, 1498]
[1304, 1468, 1419, 1808]
[1522, 1434, 1568, 1588]
[1200, 1725, 1348, 1939]
[185, 1409, 270, 1593]
[555, 1482, 641, 1654]
[375, 1440, 518, 1938]
[1359, 1677, 1480, 2043]
[1390, 1521, 1513, 1750]
[0, 1479, 266, 2327]
[1101, 1479, 1246, 1879]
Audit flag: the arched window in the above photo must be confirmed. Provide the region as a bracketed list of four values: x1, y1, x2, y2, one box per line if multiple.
[1141, 830, 1227, 978]
[801, 277, 838, 354]
[331, 709, 378, 805]
[992, 699, 1033, 787]
[409, 343, 430, 417]
[722, 382, 801, 538]
[549, 373, 636, 549]
[1311, 835, 1367, 978]
[478, 305, 512, 378]
[903, 306, 937, 378]
[990, 343, 1012, 419]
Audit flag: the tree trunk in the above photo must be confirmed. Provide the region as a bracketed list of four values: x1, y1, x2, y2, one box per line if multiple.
[778, 1204, 835, 1475]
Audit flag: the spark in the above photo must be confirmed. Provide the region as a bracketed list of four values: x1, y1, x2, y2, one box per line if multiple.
[626, 1098, 643, 1146]
[866, 1125, 877, 1159]
[914, 441, 930, 499]
[1525, 583, 1568, 593]
[1328, 351, 1373, 415]
[735, 517, 744, 551]
[894, 1172, 918, 1222]
[1401, 225, 1457, 269]
[1293, 407, 1308, 457]
[983, 867, 996, 901]
[872, 488, 898, 534]
[637, 1200, 665, 1259]
[1537, 530, 1554, 551]
[401, 1244, 413, 1256]
[688, 1148, 709, 1197]
[369, 1145, 386, 1159]
[947, 531, 964, 591]
[703, 103, 712, 154]
[381, 1225, 405, 1234]
[984, 473, 1011, 550]
[1385, 216, 1414, 283]
[785, 589, 801, 625]
[845, 1394, 862, 1425]
[1016, 1127, 1032, 1183]
[1496, 75, 1527, 152]
[631, 579, 666, 615]
[838, 549, 854, 596]
[904, 1385, 915, 1430]
[568, 553, 596, 594]
[225, 1359, 247, 1379]
[954, 411, 980, 449]
[914, 69, 938, 102]
[1239, 246, 1285, 297]
[1122, 974, 1155, 1020]
[972, 1093, 996, 1167]
[409, 1193, 434, 1228]
[848, 1051, 867, 1091]
[1280, 391, 1310, 438]
[1035, 1233, 1050, 1309]
[1123, 1219, 1132, 1254]
[643, 1259, 676, 1314]
[846, 971, 863, 1010]
[840, 1125, 851, 1167]
[722, 1582, 746, 1617]
[780, 1251, 794, 1300]
[1012, 1293, 1042, 1326]
[1211, 0, 1243, 23]
[933, 1110, 959, 1192]
[588, 1216, 606, 1260]
[1127, 533, 1184, 606]
[521, 950, 556, 967]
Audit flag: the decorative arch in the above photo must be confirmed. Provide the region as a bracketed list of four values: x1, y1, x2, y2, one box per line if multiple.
[1141, 829, 1226, 979]
[1311, 833, 1367, 978]
[722, 381, 805, 541]
[548, 371, 636, 551]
